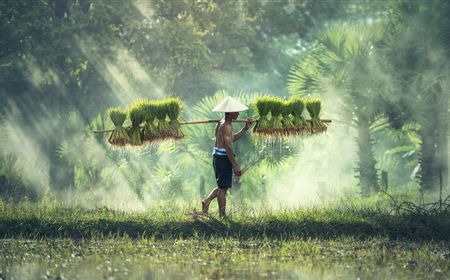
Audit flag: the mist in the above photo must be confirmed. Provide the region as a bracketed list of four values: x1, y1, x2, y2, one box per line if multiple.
[1, 0, 449, 211]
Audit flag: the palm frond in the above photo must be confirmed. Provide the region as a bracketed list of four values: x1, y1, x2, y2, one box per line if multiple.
[258, 137, 298, 168]
[192, 90, 228, 119]
[369, 117, 390, 134]
[318, 24, 348, 60]
[287, 51, 324, 96]
[174, 90, 298, 172]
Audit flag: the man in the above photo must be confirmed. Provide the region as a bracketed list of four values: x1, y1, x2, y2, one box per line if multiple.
[201, 96, 253, 218]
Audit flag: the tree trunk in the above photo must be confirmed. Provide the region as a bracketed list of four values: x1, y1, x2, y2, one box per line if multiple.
[419, 126, 438, 190]
[420, 87, 449, 191]
[436, 86, 448, 191]
[355, 112, 378, 196]
[420, 86, 448, 191]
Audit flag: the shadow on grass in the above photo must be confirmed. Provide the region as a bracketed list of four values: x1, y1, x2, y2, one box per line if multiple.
[0, 206, 449, 240]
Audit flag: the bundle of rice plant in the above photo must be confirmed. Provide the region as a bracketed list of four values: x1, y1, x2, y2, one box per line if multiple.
[154, 100, 170, 139]
[107, 107, 130, 146]
[281, 100, 295, 135]
[306, 98, 327, 133]
[166, 97, 184, 139]
[287, 97, 307, 134]
[141, 100, 158, 142]
[253, 97, 272, 135]
[268, 97, 284, 135]
[127, 102, 146, 145]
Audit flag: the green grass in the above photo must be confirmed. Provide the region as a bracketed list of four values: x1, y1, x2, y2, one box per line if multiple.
[1, 202, 449, 279]
[0, 202, 449, 240]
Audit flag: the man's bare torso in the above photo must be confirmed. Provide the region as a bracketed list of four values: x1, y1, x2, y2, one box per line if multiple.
[215, 120, 232, 149]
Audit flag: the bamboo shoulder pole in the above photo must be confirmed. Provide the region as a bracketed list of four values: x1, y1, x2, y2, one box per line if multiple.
[93, 119, 332, 133]
[181, 119, 332, 124]
[180, 119, 254, 124]
[93, 128, 117, 133]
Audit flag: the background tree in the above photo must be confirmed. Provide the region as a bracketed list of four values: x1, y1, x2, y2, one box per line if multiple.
[169, 90, 298, 205]
[288, 23, 386, 196]
[3, 0, 446, 205]
[380, 0, 450, 191]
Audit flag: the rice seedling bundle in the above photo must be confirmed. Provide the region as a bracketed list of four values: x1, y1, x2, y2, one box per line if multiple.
[253, 97, 272, 134]
[254, 96, 290, 136]
[268, 97, 284, 135]
[166, 97, 184, 139]
[305, 98, 327, 133]
[287, 97, 307, 134]
[154, 100, 171, 139]
[281, 101, 295, 135]
[141, 100, 158, 142]
[127, 101, 146, 145]
[101, 96, 329, 148]
[107, 108, 130, 146]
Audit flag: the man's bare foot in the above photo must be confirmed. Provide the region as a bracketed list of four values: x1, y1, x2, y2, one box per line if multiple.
[201, 200, 209, 214]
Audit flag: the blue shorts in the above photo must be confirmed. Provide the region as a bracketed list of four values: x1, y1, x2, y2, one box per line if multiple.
[213, 154, 233, 189]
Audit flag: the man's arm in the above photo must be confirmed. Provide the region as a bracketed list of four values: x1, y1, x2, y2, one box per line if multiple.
[223, 125, 242, 176]
[214, 122, 220, 139]
[233, 119, 253, 142]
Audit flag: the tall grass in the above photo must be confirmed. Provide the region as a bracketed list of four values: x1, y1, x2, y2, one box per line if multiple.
[0, 201, 448, 240]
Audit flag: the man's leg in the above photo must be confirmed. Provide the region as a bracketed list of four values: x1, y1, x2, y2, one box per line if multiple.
[218, 187, 228, 218]
[202, 187, 219, 213]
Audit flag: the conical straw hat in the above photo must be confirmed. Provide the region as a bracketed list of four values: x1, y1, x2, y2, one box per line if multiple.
[212, 96, 248, 112]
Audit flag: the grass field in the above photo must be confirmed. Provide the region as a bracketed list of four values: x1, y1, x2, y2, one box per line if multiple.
[0, 201, 449, 240]
[0, 202, 449, 279]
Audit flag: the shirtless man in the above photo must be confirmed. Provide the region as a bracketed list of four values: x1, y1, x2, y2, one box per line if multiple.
[201, 97, 252, 217]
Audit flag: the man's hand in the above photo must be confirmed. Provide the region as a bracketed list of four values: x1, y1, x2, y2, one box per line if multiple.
[233, 164, 242, 176]
[244, 118, 253, 130]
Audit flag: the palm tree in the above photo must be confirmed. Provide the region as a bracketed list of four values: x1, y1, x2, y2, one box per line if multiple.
[380, 0, 450, 191]
[172, 90, 298, 200]
[288, 23, 386, 196]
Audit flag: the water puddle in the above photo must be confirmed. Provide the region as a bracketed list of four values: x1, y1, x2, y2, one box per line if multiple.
[1, 239, 448, 279]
